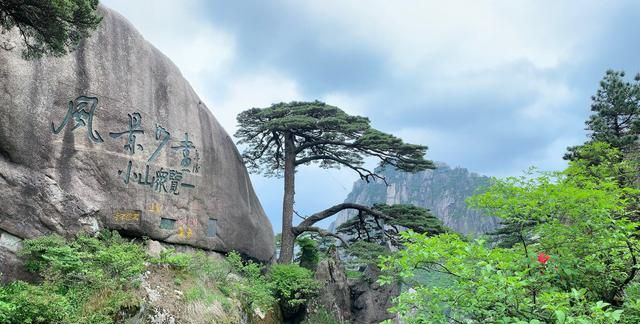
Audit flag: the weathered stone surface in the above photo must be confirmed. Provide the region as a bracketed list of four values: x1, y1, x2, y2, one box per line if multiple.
[350, 265, 399, 324]
[146, 240, 166, 258]
[0, 5, 274, 269]
[0, 229, 37, 283]
[310, 247, 352, 322]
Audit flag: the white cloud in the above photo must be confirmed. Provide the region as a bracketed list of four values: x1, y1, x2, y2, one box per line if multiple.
[211, 72, 303, 134]
[299, 0, 612, 73]
[321, 92, 371, 116]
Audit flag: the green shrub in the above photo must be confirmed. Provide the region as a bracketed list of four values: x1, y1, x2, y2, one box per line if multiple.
[68, 286, 139, 324]
[91, 237, 145, 281]
[150, 248, 192, 270]
[20, 232, 145, 287]
[268, 264, 320, 317]
[185, 286, 206, 302]
[4, 232, 145, 323]
[225, 251, 275, 310]
[0, 281, 71, 324]
[303, 306, 341, 324]
[189, 252, 231, 283]
[21, 234, 87, 282]
[296, 236, 320, 271]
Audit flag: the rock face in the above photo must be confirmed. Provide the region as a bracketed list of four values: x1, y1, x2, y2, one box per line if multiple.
[350, 265, 399, 324]
[0, 4, 275, 274]
[331, 162, 499, 236]
[311, 247, 352, 322]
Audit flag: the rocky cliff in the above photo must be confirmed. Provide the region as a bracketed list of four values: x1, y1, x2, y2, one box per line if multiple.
[331, 163, 499, 236]
[0, 4, 275, 275]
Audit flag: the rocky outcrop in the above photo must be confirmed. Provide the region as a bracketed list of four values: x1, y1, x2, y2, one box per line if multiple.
[0, 4, 274, 275]
[331, 163, 499, 236]
[309, 249, 399, 324]
[350, 265, 399, 324]
[310, 247, 352, 322]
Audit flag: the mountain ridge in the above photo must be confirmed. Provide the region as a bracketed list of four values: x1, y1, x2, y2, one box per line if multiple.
[329, 162, 499, 236]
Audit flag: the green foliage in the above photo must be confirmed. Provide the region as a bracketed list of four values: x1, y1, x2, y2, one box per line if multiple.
[0, 282, 70, 324]
[150, 248, 193, 270]
[343, 240, 389, 272]
[188, 251, 232, 284]
[3, 236, 320, 323]
[303, 306, 342, 324]
[1, 232, 145, 323]
[380, 156, 640, 323]
[296, 235, 320, 271]
[380, 232, 631, 323]
[377, 204, 448, 236]
[225, 251, 275, 311]
[268, 264, 321, 317]
[0, 0, 102, 59]
[336, 204, 446, 270]
[565, 142, 638, 186]
[336, 204, 446, 246]
[21, 232, 145, 287]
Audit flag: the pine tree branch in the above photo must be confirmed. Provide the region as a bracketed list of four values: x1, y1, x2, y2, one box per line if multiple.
[292, 226, 349, 246]
[296, 203, 391, 229]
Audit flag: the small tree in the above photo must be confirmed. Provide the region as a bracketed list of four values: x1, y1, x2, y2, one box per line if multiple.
[0, 0, 102, 59]
[235, 101, 434, 263]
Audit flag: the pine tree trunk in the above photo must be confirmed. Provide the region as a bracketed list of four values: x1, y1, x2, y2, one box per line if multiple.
[278, 132, 296, 263]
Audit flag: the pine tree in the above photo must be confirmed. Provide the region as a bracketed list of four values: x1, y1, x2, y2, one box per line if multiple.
[235, 101, 434, 263]
[566, 70, 640, 160]
[0, 0, 102, 59]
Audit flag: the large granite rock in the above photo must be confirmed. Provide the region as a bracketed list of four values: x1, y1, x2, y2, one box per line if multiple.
[0, 5, 275, 272]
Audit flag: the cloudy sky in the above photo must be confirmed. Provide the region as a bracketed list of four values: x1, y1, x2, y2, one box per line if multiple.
[102, 0, 640, 232]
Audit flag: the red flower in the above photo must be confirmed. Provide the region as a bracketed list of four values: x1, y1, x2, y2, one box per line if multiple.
[537, 252, 551, 265]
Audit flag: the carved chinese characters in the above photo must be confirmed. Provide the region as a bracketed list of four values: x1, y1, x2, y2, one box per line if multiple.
[51, 96, 200, 196]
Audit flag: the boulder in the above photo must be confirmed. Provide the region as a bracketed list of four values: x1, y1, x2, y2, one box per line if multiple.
[146, 240, 166, 258]
[0, 4, 275, 275]
[350, 265, 400, 324]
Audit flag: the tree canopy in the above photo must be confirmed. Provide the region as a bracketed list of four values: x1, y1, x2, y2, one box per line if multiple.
[235, 101, 434, 181]
[0, 0, 102, 59]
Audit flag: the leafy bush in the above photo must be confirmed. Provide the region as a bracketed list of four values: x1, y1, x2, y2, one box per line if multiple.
[188, 251, 231, 283]
[225, 251, 275, 310]
[296, 236, 320, 271]
[0, 281, 70, 324]
[380, 158, 640, 323]
[303, 306, 341, 324]
[20, 232, 145, 287]
[150, 248, 192, 270]
[268, 264, 320, 317]
[2, 232, 145, 323]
